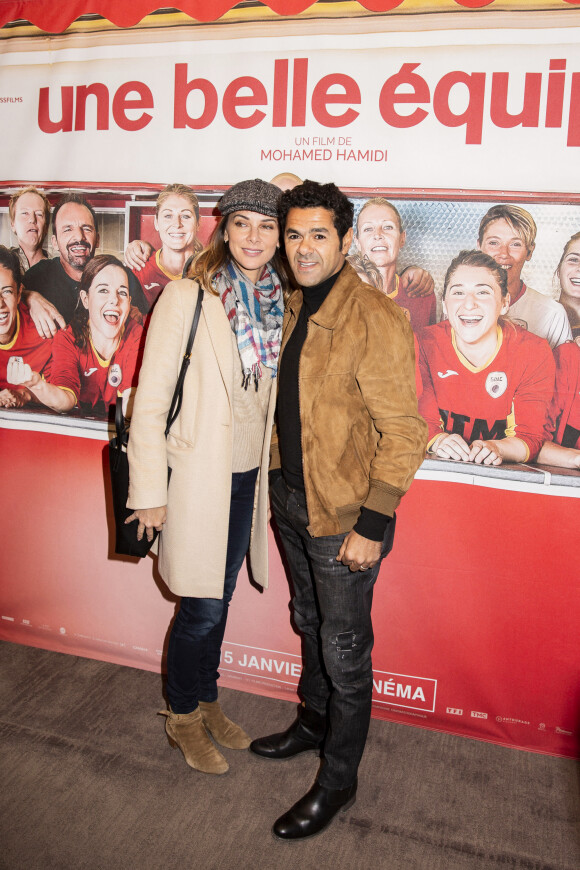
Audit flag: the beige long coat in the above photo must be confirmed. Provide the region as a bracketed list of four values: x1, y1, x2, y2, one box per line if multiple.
[127, 279, 276, 598]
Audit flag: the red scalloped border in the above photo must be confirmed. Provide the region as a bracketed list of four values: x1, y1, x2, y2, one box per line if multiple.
[1, 0, 579, 33]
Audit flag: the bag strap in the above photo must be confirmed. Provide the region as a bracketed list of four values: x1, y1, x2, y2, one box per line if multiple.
[112, 393, 127, 471]
[113, 284, 204, 446]
[165, 284, 204, 436]
[114, 391, 125, 446]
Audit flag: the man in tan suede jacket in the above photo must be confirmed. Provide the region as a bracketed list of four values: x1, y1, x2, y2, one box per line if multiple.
[250, 181, 428, 840]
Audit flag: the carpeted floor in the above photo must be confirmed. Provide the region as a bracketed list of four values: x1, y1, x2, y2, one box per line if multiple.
[1, 641, 579, 870]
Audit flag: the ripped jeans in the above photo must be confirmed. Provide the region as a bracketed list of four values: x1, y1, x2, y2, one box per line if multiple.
[270, 473, 395, 790]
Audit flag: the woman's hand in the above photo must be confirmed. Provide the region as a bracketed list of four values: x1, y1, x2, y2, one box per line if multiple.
[124, 240, 154, 271]
[0, 388, 29, 408]
[468, 439, 503, 466]
[7, 357, 41, 388]
[125, 506, 167, 542]
[431, 432, 471, 462]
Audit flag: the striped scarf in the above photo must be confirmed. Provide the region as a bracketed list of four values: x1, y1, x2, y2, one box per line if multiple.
[214, 260, 283, 389]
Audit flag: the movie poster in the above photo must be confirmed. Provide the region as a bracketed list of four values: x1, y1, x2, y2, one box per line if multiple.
[2, 8, 579, 474]
[1, 2, 579, 756]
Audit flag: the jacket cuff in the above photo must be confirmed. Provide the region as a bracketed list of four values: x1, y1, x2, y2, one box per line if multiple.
[363, 479, 403, 518]
[354, 507, 392, 542]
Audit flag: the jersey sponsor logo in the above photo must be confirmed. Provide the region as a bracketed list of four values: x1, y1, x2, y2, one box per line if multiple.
[84, 367, 98, 377]
[437, 369, 459, 379]
[446, 707, 463, 715]
[485, 371, 507, 398]
[108, 363, 122, 388]
[145, 282, 161, 291]
[439, 408, 508, 441]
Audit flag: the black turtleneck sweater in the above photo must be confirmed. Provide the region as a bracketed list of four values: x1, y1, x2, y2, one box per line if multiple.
[277, 264, 390, 542]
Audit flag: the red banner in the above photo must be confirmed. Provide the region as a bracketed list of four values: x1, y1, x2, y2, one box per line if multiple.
[1, 0, 579, 32]
[1, 427, 578, 757]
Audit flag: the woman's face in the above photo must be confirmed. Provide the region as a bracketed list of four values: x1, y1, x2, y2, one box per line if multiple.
[80, 264, 131, 343]
[355, 203, 404, 268]
[154, 195, 198, 253]
[558, 239, 580, 300]
[443, 264, 508, 347]
[224, 211, 279, 283]
[11, 192, 47, 251]
[0, 265, 20, 344]
[478, 218, 532, 286]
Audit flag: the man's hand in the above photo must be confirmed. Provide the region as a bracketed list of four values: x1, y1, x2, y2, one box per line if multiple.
[337, 530, 382, 572]
[399, 266, 434, 298]
[26, 291, 66, 338]
[125, 240, 154, 271]
[125, 506, 167, 542]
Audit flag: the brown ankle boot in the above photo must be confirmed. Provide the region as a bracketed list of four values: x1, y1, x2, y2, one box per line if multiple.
[159, 707, 229, 774]
[198, 700, 251, 749]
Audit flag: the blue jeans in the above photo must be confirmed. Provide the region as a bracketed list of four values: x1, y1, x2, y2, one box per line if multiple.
[166, 467, 259, 714]
[270, 473, 395, 790]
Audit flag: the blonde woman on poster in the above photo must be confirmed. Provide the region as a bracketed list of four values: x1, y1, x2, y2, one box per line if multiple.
[126, 180, 289, 776]
[418, 249, 555, 466]
[348, 197, 436, 331]
[8, 254, 142, 415]
[125, 184, 202, 312]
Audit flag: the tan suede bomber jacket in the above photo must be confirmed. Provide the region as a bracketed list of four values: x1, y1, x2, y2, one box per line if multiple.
[270, 262, 428, 538]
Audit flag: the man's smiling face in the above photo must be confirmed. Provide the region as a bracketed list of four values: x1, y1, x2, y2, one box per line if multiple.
[284, 207, 352, 288]
[53, 202, 98, 273]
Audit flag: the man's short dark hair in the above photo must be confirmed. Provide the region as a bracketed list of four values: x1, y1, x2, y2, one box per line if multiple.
[52, 193, 98, 237]
[279, 180, 354, 243]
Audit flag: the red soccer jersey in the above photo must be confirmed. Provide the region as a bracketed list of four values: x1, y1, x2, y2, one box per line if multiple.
[546, 341, 580, 450]
[0, 303, 52, 389]
[48, 317, 143, 409]
[131, 250, 181, 311]
[417, 321, 555, 461]
[387, 275, 436, 332]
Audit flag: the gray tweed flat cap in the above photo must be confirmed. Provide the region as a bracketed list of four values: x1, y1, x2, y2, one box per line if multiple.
[219, 179, 281, 218]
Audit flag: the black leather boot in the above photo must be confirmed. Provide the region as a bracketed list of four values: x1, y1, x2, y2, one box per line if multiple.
[249, 704, 326, 759]
[272, 779, 357, 840]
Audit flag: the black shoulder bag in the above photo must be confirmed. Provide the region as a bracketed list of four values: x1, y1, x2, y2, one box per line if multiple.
[108, 286, 204, 557]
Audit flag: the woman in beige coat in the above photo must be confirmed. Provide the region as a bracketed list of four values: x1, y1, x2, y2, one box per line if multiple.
[126, 179, 288, 774]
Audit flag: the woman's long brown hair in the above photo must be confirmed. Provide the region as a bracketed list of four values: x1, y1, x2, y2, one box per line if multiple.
[187, 214, 292, 299]
[70, 254, 131, 351]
